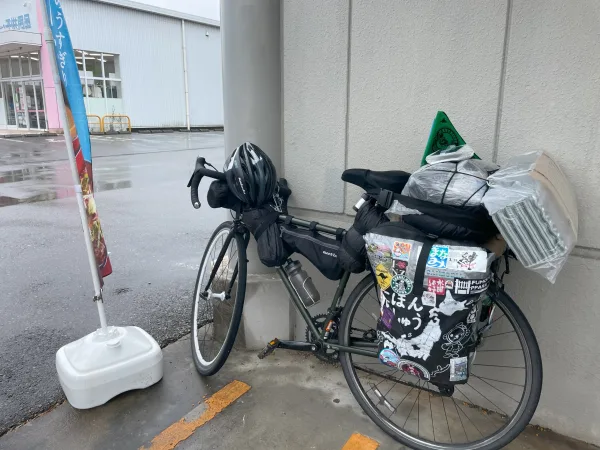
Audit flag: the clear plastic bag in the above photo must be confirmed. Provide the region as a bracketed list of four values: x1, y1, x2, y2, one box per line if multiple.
[385, 200, 423, 219]
[402, 158, 490, 208]
[482, 151, 578, 283]
[425, 144, 474, 164]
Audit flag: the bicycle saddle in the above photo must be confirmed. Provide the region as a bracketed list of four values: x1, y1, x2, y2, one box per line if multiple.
[341, 168, 411, 194]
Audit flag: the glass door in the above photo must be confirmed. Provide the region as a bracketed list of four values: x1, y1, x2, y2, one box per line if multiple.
[24, 82, 39, 129]
[14, 82, 29, 129]
[34, 81, 46, 129]
[2, 82, 16, 126]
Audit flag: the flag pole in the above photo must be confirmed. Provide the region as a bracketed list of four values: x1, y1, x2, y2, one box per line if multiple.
[40, 0, 108, 332]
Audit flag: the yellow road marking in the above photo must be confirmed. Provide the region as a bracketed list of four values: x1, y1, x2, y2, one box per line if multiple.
[342, 433, 380, 450]
[140, 380, 251, 450]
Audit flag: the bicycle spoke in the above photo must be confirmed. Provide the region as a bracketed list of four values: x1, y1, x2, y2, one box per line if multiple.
[359, 304, 375, 320]
[451, 396, 469, 441]
[484, 330, 515, 338]
[365, 369, 399, 395]
[441, 393, 452, 443]
[454, 385, 498, 427]
[490, 313, 506, 326]
[353, 316, 374, 330]
[471, 375, 524, 388]
[428, 383, 436, 442]
[453, 397, 484, 439]
[471, 375, 520, 403]
[466, 381, 509, 416]
[402, 380, 421, 428]
[472, 363, 525, 369]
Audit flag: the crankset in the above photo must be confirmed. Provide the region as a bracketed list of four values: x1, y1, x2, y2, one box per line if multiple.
[305, 313, 340, 364]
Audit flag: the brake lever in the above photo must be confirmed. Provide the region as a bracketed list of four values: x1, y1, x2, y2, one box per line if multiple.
[187, 157, 207, 187]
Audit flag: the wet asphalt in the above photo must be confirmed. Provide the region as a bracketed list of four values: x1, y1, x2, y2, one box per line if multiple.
[0, 132, 227, 436]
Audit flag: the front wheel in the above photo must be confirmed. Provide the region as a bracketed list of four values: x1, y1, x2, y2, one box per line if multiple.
[338, 275, 543, 450]
[191, 221, 247, 376]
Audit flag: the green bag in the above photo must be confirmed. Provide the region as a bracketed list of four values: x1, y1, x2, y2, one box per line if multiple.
[420, 111, 478, 166]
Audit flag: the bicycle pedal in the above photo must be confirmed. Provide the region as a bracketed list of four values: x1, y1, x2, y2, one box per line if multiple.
[257, 338, 280, 359]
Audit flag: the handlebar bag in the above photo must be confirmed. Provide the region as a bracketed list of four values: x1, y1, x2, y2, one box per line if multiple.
[280, 225, 344, 280]
[339, 200, 389, 274]
[244, 206, 290, 267]
[365, 221, 493, 386]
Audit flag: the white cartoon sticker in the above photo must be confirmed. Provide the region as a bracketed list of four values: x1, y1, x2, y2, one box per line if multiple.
[446, 249, 488, 273]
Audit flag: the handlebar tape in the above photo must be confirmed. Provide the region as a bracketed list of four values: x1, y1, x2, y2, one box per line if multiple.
[190, 171, 203, 209]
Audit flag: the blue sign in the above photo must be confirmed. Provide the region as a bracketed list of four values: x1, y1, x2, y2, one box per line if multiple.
[45, 0, 91, 163]
[0, 14, 32, 31]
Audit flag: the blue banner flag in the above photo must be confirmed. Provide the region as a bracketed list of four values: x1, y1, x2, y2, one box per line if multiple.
[45, 0, 112, 278]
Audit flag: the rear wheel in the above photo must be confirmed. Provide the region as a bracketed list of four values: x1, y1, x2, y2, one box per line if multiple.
[339, 275, 542, 450]
[191, 221, 247, 376]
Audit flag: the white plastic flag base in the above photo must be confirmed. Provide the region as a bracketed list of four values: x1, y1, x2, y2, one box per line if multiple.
[56, 326, 163, 409]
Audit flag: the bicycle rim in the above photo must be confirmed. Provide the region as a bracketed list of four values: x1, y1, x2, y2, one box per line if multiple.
[192, 223, 246, 373]
[340, 276, 542, 450]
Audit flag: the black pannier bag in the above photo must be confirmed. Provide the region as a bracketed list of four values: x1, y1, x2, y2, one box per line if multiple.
[280, 225, 345, 280]
[339, 200, 389, 273]
[243, 179, 293, 267]
[207, 179, 239, 209]
[364, 221, 492, 385]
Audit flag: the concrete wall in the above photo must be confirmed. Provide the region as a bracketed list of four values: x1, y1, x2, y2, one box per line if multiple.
[60, 0, 223, 128]
[283, 0, 600, 445]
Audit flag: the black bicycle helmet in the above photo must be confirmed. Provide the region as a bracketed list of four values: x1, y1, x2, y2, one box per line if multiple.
[224, 142, 277, 207]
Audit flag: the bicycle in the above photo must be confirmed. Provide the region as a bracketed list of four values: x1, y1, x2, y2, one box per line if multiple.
[187, 156, 543, 450]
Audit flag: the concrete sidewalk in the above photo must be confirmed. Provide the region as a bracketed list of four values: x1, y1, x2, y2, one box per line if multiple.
[0, 336, 596, 450]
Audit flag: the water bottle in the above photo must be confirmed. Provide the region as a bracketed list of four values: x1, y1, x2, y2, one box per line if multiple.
[284, 260, 320, 307]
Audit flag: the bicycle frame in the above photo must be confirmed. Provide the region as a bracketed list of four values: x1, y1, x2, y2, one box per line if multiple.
[276, 266, 378, 358]
[199, 206, 379, 358]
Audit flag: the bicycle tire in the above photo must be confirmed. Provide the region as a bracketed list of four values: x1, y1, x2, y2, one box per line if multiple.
[191, 221, 247, 376]
[339, 275, 543, 450]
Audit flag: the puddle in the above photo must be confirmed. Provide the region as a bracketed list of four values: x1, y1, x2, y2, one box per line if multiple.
[0, 161, 133, 208]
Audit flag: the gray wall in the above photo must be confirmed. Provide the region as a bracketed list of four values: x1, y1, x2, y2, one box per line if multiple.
[61, 0, 223, 127]
[283, 0, 600, 445]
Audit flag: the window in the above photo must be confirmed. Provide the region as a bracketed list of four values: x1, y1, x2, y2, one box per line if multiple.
[0, 58, 9, 78]
[0, 52, 41, 79]
[77, 50, 122, 99]
[20, 55, 30, 76]
[10, 56, 20, 77]
[30, 52, 40, 76]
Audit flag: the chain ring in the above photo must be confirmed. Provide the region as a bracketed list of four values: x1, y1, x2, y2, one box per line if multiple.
[305, 314, 340, 364]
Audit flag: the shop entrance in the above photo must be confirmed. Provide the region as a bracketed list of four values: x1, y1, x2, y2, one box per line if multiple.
[0, 52, 46, 131]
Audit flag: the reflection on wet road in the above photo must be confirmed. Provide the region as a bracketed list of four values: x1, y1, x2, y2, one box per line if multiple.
[0, 131, 227, 436]
[0, 132, 224, 207]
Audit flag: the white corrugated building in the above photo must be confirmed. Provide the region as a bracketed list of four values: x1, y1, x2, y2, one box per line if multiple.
[0, 0, 223, 131]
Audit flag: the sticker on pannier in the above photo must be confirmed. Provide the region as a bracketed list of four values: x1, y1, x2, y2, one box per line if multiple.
[365, 229, 491, 385]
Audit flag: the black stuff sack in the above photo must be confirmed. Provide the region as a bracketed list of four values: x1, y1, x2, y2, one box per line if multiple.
[244, 206, 290, 267]
[240, 178, 293, 267]
[207, 179, 239, 209]
[364, 222, 492, 385]
[339, 200, 389, 273]
[280, 225, 344, 280]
